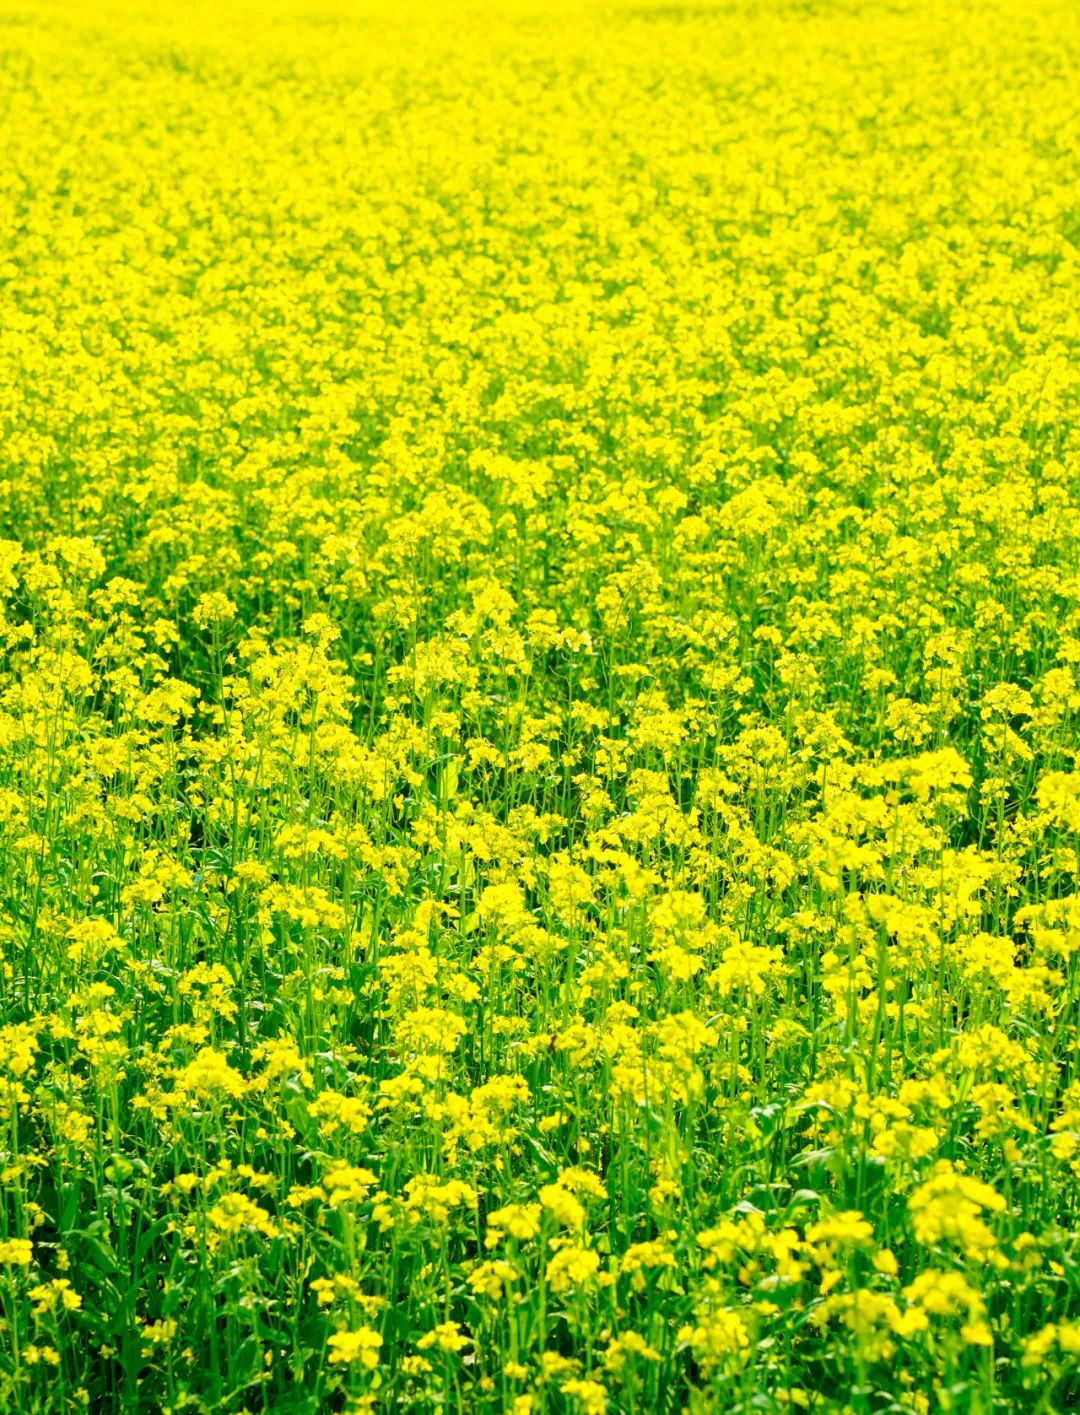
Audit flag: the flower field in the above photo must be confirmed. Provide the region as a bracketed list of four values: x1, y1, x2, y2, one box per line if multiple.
[2, 0, 1080, 1409]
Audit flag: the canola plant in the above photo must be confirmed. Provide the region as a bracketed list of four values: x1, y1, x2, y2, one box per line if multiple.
[1, 0, 1080, 1410]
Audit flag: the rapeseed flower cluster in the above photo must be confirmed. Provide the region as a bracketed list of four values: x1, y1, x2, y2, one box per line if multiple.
[1, 0, 1080, 1409]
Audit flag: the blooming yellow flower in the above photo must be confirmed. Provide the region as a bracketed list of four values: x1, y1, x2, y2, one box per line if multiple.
[327, 1328, 383, 1369]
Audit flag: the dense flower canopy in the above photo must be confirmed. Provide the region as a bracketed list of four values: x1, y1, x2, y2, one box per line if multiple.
[1, 0, 1080, 1410]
